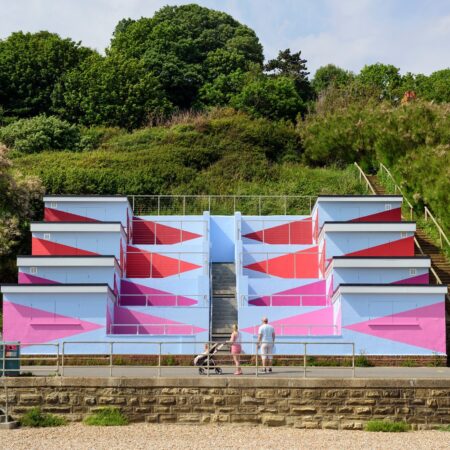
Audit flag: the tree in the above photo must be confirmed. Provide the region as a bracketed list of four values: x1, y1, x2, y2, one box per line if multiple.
[52, 54, 172, 129]
[230, 75, 305, 121]
[109, 4, 263, 108]
[423, 69, 450, 103]
[357, 63, 402, 100]
[0, 31, 93, 118]
[264, 49, 313, 101]
[312, 64, 354, 95]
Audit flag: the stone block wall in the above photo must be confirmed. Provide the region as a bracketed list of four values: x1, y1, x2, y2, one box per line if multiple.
[1, 378, 449, 429]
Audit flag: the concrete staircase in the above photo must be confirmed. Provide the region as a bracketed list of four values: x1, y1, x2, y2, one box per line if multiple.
[211, 263, 237, 344]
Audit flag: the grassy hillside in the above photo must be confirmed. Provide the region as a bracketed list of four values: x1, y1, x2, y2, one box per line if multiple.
[11, 110, 367, 198]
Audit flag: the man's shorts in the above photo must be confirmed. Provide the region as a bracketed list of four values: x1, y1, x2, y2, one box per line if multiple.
[260, 343, 274, 360]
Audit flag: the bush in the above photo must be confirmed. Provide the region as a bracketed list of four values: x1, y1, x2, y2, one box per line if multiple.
[20, 407, 66, 427]
[84, 407, 128, 426]
[365, 420, 410, 432]
[0, 115, 80, 153]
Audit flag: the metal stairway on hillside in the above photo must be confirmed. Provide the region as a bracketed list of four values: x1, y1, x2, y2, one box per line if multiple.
[211, 263, 237, 343]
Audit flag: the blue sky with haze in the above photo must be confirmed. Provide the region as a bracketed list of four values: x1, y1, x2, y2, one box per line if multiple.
[1, 0, 449, 75]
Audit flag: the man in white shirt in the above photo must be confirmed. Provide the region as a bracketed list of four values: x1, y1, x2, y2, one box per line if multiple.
[257, 317, 275, 373]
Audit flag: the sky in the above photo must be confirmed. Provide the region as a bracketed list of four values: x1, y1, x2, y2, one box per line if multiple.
[1, 0, 449, 76]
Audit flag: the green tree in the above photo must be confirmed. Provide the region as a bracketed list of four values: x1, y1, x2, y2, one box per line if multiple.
[423, 69, 450, 103]
[231, 75, 305, 121]
[109, 4, 263, 108]
[312, 64, 354, 95]
[264, 49, 313, 101]
[357, 63, 402, 100]
[52, 54, 172, 129]
[0, 31, 93, 118]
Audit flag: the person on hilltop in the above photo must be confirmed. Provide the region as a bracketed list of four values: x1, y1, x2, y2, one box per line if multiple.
[257, 317, 276, 373]
[228, 324, 243, 375]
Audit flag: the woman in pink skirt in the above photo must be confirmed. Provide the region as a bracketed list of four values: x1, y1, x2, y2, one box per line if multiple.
[229, 324, 242, 375]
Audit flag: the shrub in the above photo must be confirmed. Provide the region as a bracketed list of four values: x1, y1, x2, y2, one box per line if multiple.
[0, 115, 80, 153]
[365, 420, 410, 432]
[20, 407, 66, 427]
[84, 407, 128, 426]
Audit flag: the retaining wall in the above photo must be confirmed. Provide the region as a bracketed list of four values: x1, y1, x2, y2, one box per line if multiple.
[1, 377, 449, 429]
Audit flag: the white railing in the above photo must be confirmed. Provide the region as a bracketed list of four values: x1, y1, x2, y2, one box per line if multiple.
[131, 219, 207, 245]
[353, 162, 376, 194]
[0, 340, 356, 378]
[242, 218, 313, 245]
[243, 294, 330, 307]
[129, 195, 316, 216]
[424, 206, 450, 249]
[126, 251, 209, 277]
[118, 294, 208, 307]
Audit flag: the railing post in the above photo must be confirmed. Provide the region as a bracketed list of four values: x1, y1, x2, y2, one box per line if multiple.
[255, 342, 259, 376]
[61, 342, 65, 377]
[132, 196, 135, 214]
[309, 196, 312, 214]
[56, 343, 60, 376]
[352, 344, 355, 378]
[109, 342, 113, 377]
[284, 196, 287, 215]
[207, 341, 210, 377]
[208, 196, 211, 212]
[303, 343, 307, 378]
[258, 197, 262, 216]
[158, 343, 162, 378]
[157, 196, 160, 215]
[183, 196, 186, 215]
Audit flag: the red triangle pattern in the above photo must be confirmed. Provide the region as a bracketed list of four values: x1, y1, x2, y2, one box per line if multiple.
[32, 237, 99, 256]
[126, 245, 201, 278]
[132, 218, 201, 245]
[44, 207, 99, 223]
[244, 218, 312, 244]
[244, 246, 319, 278]
[345, 236, 414, 257]
[350, 208, 402, 223]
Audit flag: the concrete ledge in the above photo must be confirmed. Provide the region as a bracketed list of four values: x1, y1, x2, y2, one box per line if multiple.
[3, 377, 450, 389]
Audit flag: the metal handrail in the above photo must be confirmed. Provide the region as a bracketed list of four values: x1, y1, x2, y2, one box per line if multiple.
[424, 206, 450, 249]
[109, 324, 198, 335]
[118, 293, 207, 307]
[353, 162, 376, 194]
[244, 294, 331, 307]
[130, 194, 317, 216]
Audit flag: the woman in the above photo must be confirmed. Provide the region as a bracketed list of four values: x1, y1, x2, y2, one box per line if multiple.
[229, 324, 242, 375]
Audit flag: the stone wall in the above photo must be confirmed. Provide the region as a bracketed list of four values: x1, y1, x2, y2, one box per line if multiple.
[1, 378, 449, 429]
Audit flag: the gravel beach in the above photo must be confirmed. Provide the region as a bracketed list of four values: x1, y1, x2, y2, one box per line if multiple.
[1, 423, 449, 450]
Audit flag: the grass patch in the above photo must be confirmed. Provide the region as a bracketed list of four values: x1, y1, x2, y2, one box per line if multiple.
[84, 407, 128, 426]
[20, 407, 66, 427]
[365, 420, 411, 432]
[437, 425, 450, 431]
[355, 354, 373, 367]
[400, 359, 418, 367]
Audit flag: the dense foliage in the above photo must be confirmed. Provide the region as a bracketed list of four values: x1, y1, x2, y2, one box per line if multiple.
[0, 115, 81, 153]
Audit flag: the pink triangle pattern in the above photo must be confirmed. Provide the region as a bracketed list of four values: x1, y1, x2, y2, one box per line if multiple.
[2, 301, 103, 345]
[343, 302, 446, 353]
[112, 305, 206, 335]
[242, 306, 334, 336]
[18, 272, 59, 285]
[248, 280, 327, 306]
[392, 273, 429, 285]
[120, 280, 198, 306]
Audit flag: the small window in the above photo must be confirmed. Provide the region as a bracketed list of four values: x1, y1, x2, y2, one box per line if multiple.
[410, 268, 417, 275]
[43, 233, 51, 240]
[50, 202, 57, 208]
[30, 267, 38, 274]
[385, 203, 392, 210]
[401, 232, 408, 238]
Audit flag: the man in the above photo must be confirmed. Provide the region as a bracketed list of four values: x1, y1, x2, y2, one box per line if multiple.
[257, 317, 275, 373]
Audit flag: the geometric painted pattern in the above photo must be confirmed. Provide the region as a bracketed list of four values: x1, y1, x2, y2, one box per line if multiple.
[44, 207, 99, 223]
[349, 208, 402, 222]
[343, 302, 446, 353]
[244, 246, 319, 278]
[132, 218, 201, 245]
[32, 237, 99, 256]
[3, 300, 103, 345]
[345, 236, 414, 257]
[126, 245, 201, 278]
[18, 273, 59, 284]
[244, 218, 312, 244]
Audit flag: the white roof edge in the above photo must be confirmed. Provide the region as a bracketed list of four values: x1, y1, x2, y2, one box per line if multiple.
[319, 222, 415, 240]
[17, 256, 117, 267]
[337, 285, 448, 295]
[330, 258, 431, 269]
[316, 197, 403, 203]
[31, 223, 123, 233]
[1, 285, 111, 294]
[44, 196, 130, 204]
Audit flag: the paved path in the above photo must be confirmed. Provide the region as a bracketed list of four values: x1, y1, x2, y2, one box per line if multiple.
[21, 365, 450, 378]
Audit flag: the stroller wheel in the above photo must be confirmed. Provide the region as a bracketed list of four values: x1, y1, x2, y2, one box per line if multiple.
[215, 368, 222, 375]
[199, 368, 205, 375]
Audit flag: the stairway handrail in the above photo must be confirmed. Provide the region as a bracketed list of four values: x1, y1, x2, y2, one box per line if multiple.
[379, 162, 449, 248]
[353, 162, 376, 194]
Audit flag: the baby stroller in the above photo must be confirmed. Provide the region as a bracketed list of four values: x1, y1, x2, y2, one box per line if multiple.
[194, 343, 224, 375]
